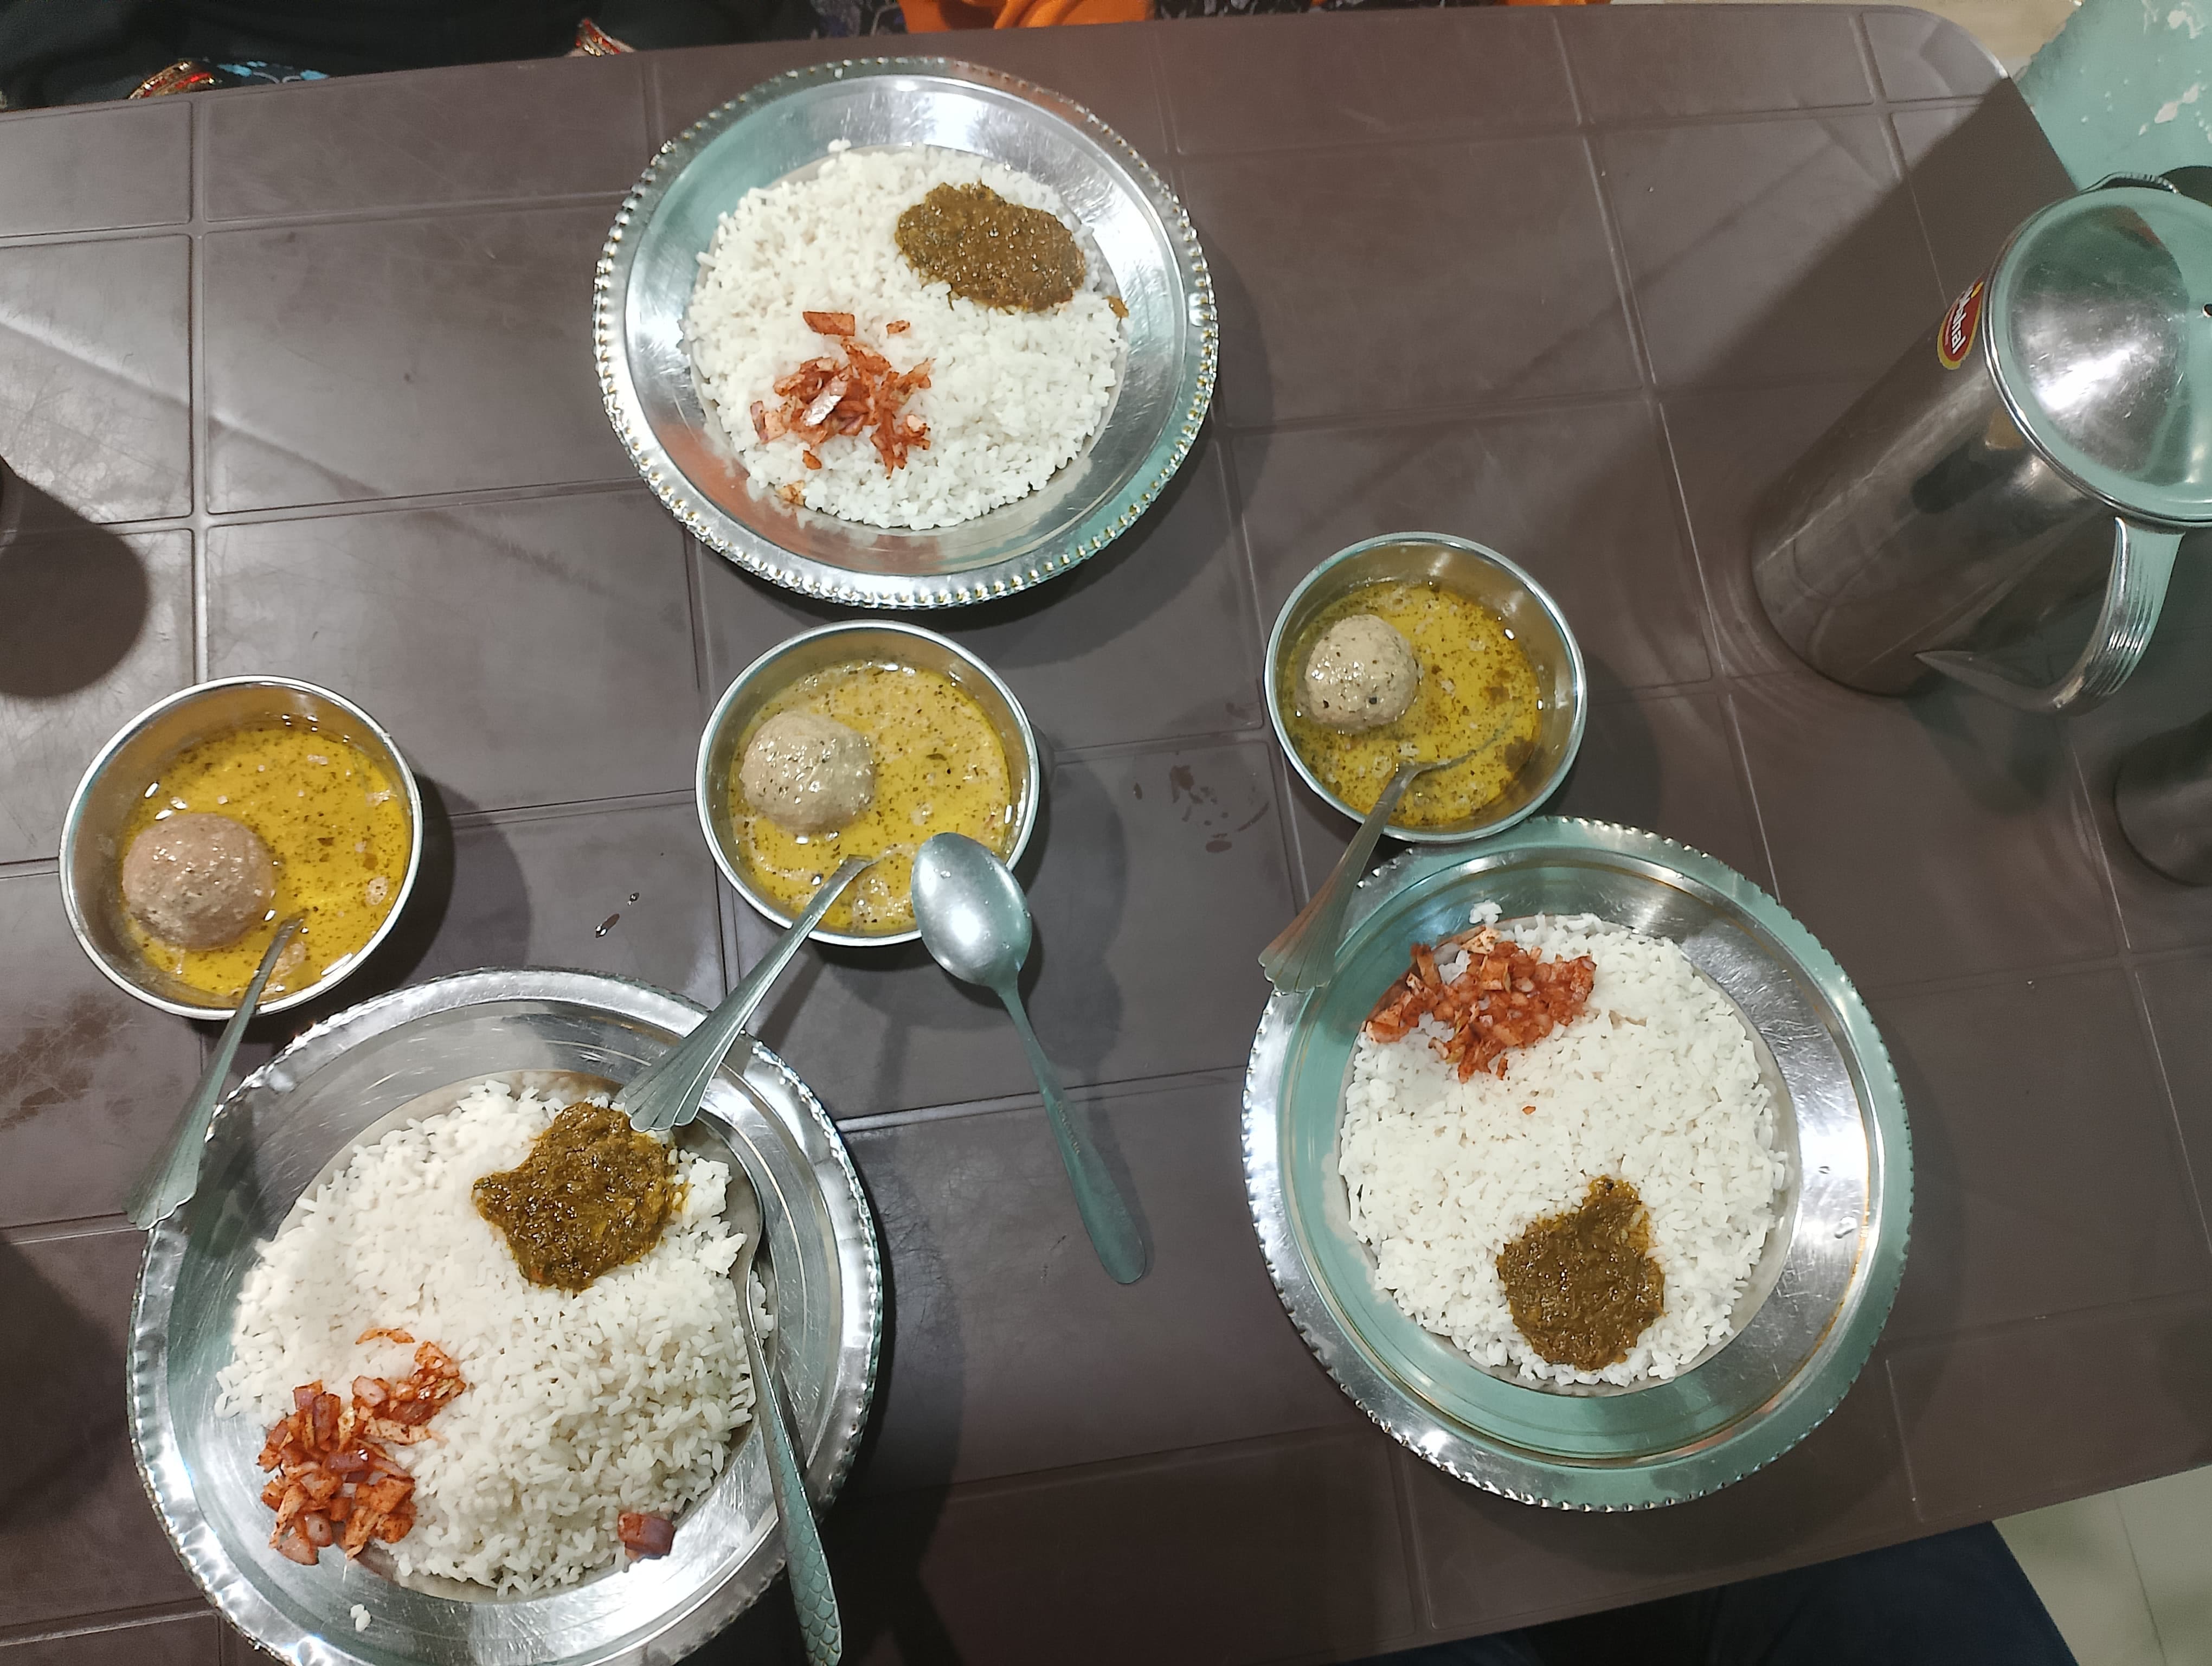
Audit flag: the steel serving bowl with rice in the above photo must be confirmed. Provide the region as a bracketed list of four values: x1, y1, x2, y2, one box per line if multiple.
[130, 970, 882, 1665]
[596, 57, 1217, 607]
[1243, 820, 1910, 1508]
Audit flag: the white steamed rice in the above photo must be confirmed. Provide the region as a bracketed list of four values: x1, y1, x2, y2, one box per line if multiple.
[684, 143, 1124, 529]
[1340, 909, 1787, 1388]
[216, 1079, 757, 1594]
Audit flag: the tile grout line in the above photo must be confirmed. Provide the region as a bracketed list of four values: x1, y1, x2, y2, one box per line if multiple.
[0, 1603, 218, 1650]
[836, 1063, 1247, 1135]
[1221, 381, 1649, 443]
[1880, 1355, 1930, 1520]
[1202, 422, 1315, 912]
[1718, 681, 1785, 901]
[1, 1212, 136, 1246]
[442, 787, 700, 830]
[1266, 742, 1317, 911]
[904, 1418, 1378, 1504]
[20, 371, 1905, 549]
[1853, 951, 2150, 1007]
[1859, 12, 1956, 325]
[2123, 958, 2212, 1268]
[1142, 27, 1181, 164]
[682, 537, 734, 996]
[639, 54, 664, 160]
[1212, 366, 1893, 445]
[0, 189, 634, 246]
[1649, 400, 1736, 706]
[188, 473, 651, 531]
[1153, 95, 1975, 171]
[1881, 1289, 2212, 1370]
[1382, 1443, 1439, 1633]
[2108, 1495, 2179, 1666]
[188, 96, 210, 682]
[1849, 10, 1891, 119]
[2108, 938, 2212, 972]
[2064, 732, 2139, 962]
[1500, 37, 1738, 713]
[1051, 724, 1274, 767]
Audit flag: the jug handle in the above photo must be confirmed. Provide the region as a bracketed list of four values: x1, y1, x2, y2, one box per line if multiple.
[1917, 520, 2183, 715]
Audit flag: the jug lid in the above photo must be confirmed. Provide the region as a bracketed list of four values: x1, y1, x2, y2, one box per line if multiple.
[1989, 183, 2212, 528]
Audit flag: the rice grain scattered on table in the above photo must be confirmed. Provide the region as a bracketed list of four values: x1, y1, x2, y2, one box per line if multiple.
[685, 143, 1123, 530]
[217, 1079, 757, 1594]
[1340, 911, 1787, 1387]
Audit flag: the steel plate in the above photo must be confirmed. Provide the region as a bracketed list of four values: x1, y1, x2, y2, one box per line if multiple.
[594, 57, 1217, 608]
[1243, 820, 1911, 1508]
[128, 969, 883, 1665]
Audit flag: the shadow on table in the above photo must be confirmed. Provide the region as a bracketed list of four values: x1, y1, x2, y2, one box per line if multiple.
[1689, 93, 2100, 746]
[0, 1234, 131, 1567]
[1543, 651, 1654, 825]
[0, 462, 154, 699]
[823, 1151, 970, 1666]
[678, 1135, 970, 1665]
[950, 411, 1213, 658]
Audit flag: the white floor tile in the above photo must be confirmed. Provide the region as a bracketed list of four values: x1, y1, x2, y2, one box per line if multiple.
[1999, 1492, 2165, 1666]
[2117, 1464, 2212, 1666]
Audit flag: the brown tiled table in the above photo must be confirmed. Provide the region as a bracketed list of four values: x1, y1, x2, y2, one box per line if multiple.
[4, 10, 2208, 1664]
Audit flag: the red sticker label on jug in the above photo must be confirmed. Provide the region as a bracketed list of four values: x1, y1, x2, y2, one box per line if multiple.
[1937, 277, 1986, 370]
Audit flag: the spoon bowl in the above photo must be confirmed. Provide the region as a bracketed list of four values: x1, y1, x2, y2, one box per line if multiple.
[909, 835, 1034, 988]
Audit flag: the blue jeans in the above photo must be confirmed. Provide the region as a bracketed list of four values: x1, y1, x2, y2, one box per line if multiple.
[1366, 1525, 2076, 1666]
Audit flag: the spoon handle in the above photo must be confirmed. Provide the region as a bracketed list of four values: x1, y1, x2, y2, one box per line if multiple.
[619, 857, 870, 1134]
[126, 917, 301, 1231]
[737, 1289, 843, 1666]
[1257, 766, 1419, 994]
[996, 985, 1147, 1285]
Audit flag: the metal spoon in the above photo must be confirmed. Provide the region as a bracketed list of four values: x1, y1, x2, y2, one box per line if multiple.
[1259, 748, 1479, 994]
[126, 915, 302, 1230]
[910, 833, 1147, 1285]
[618, 856, 871, 1135]
[725, 1158, 841, 1666]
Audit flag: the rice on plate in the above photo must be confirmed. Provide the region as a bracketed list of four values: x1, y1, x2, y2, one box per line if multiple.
[216, 1078, 761, 1595]
[685, 143, 1124, 530]
[1340, 907, 1788, 1389]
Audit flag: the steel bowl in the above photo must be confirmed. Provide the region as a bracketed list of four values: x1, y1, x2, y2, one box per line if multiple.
[594, 57, 1217, 608]
[699, 620, 1041, 949]
[59, 677, 424, 1018]
[129, 968, 883, 1666]
[1265, 533, 1586, 844]
[1244, 819, 1911, 1509]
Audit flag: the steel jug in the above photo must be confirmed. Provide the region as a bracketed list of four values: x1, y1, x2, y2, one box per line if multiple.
[1751, 176, 2212, 715]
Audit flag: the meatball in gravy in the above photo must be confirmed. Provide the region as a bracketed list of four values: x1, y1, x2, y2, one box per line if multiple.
[121, 812, 276, 949]
[740, 710, 876, 834]
[1302, 614, 1420, 732]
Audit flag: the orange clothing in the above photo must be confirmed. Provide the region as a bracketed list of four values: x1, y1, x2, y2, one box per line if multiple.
[899, 0, 1147, 27]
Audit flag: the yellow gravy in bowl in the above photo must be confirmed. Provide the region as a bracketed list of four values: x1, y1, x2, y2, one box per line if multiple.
[1281, 580, 1543, 828]
[735, 662, 1014, 934]
[119, 720, 411, 1002]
